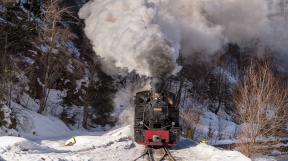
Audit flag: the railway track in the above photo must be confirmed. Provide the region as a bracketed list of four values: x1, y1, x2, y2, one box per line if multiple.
[158, 147, 176, 161]
[134, 147, 176, 161]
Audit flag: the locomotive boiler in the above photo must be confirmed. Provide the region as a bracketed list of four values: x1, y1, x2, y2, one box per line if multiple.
[134, 80, 181, 147]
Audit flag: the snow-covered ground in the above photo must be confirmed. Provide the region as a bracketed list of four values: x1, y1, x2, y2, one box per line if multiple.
[0, 123, 251, 161]
[0, 98, 282, 161]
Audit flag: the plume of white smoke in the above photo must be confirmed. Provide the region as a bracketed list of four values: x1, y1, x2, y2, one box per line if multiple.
[79, 0, 180, 78]
[79, 0, 288, 77]
[202, 0, 288, 54]
[157, 0, 225, 56]
[203, 0, 270, 44]
[262, 0, 288, 54]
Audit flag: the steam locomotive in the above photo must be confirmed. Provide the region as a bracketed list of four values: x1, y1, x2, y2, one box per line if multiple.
[134, 83, 181, 147]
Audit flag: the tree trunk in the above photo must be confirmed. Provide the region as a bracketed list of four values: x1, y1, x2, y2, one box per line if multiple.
[38, 43, 51, 114]
[82, 105, 88, 129]
[215, 98, 221, 114]
[38, 90, 46, 114]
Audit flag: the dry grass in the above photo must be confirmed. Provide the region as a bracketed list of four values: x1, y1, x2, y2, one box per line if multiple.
[180, 107, 201, 138]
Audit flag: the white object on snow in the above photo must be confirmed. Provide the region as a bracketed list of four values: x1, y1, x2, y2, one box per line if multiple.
[65, 137, 77, 146]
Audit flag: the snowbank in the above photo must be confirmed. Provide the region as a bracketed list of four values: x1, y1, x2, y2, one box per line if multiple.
[59, 126, 132, 151]
[12, 102, 70, 139]
[0, 136, 28, 149]
[179, 143, 250, 161]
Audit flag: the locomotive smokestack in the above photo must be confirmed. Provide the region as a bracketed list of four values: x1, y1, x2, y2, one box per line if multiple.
[151, 78, 166, 94]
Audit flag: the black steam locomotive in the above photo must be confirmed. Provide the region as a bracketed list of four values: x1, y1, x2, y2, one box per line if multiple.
[134, 85, 181, 147]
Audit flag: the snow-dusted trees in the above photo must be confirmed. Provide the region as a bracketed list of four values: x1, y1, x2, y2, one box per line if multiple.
[0, 0, 25, 107]
[0, 0, 118, 130]
[234, 60, 288, 156]
[0, 31, 9, 103]
[207, 70, 231, 114]
[0, 32, 17, 108]
[0, 1, 18, 129]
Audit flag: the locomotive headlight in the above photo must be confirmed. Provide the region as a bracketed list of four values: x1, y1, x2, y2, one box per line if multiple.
[172, 122, 175, 126]
[139, 121, 143, 125]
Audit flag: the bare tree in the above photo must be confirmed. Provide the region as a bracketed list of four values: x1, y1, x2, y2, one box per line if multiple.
[234, 61, 288, 156]
[37, 0, 76, 114]
[180, 107, 201, 139]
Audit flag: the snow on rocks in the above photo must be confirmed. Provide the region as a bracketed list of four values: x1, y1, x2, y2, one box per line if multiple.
[61, 125, 132, 151]
[193, 111, 238, 143]
[0, 104, 18, 136]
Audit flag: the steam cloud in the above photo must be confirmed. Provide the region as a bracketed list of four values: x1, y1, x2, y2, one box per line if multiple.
[113, 80, 151, 126]
[79, 0, 180, 78]
[79, 0, 288, 77]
